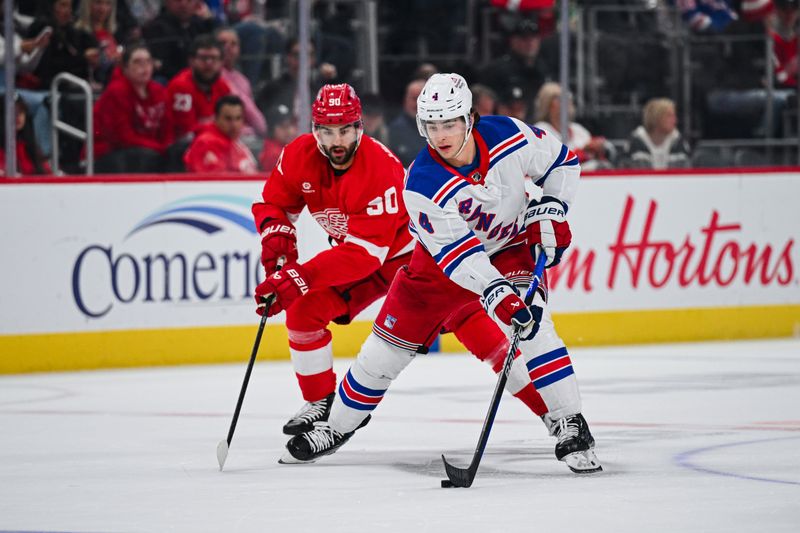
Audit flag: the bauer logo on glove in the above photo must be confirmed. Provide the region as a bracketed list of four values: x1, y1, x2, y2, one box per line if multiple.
[254, 263, 313, 317]
[259, 219, 299, 274]
[481, 278, 539, 340]
[524, 195, 572, 268]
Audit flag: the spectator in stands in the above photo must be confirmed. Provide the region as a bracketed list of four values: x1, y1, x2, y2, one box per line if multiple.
[25, 0, 99, 90]
[496, 85, 530, 122]
[413, 62, 438, 81]
[92, 42, 174, 173]
[229, 2, 286, 87]
[0, 95, 51, 176]
[259, 103, 297, 173]
[0, 9, 50, 80]
[671, 0, 739, 33]
[184, 94, 258, 173]
[256, 38, 338, 121]
[622, 98, 691, 170]
[0, 9, 52, 156]
[142, 0, 218, 82]
[216, 26, 266, 138]
[386, 78, 425, 167]
[769, 0, 798, 88]
[167, 33, 231, 141]
[478, 16, 550, 106]
[360, 93, 389, 146]
[740, 0, 776, 22]
[533, 82, 613, 170]
[471, 84, 497, 116]
[75, 0, 122, 87]
[126, 0, 160, 26]
[112, 0, 142, 44]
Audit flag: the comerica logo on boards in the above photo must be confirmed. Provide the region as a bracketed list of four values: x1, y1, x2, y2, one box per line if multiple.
[71, 195, 262, 319]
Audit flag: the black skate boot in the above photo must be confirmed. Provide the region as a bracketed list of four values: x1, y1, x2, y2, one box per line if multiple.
[282, 393, 335, 435]
[552, 413, 602, 473]
[279, 422, 354, 464]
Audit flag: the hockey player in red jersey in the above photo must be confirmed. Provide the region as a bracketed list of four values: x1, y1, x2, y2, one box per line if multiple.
[252, 83, 413, 435]
[253, 83, 550, 437]
[282, 74, 602, 474]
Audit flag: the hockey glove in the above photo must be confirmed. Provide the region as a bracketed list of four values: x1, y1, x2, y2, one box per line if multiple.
[259, 218, 298, 274]
[481, 278, 541, 340]
[255, 262, 312, 317]
[525, 195, 572, 268]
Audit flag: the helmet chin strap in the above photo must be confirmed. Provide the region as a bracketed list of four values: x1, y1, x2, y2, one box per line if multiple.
[451, 115, 474, 159]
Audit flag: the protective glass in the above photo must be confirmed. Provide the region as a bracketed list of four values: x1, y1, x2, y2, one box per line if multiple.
[313, 122, 361, 148]
[419, 117, 468, 144]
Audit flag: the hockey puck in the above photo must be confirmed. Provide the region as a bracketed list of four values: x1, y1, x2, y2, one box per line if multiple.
[441, 479, 455, 488]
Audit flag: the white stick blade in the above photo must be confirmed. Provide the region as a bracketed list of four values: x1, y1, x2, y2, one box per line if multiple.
[216, 440, 229, 471]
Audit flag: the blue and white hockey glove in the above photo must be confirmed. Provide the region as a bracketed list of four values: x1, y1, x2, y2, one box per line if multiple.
[482, 278, 541, 340]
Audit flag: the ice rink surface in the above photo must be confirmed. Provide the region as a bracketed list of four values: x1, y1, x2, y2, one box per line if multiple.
[1, 338, 799, 533]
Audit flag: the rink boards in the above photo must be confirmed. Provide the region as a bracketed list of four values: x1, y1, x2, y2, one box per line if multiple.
[1, 168, 798, 373]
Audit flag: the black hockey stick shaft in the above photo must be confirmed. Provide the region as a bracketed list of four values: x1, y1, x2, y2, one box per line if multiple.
[227, 301, 271, 443]
[217, 262, 283, 471]
[441, 249, 547, 487]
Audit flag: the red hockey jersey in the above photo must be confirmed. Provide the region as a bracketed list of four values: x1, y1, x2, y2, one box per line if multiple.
[252, 134, 413, 288]
[167, 68, 231, 139]
[183, 123, 258, 173]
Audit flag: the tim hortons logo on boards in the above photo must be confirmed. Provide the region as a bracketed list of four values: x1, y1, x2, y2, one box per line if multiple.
[547, 195, 795, 292]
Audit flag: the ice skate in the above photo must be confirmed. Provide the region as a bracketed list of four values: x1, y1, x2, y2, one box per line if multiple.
[550, 413, 602, 474]
[279, 422, 353, 464]
[283, 393, 335, 435]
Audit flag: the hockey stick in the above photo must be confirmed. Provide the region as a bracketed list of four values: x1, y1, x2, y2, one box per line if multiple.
[440, 248, 547, 488]
[217, 261, 284, 471]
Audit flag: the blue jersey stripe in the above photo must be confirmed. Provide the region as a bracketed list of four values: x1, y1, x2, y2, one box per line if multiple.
[533, 366, 575, 389]
[433, 232, 475, 262]
[535, 145, 567, 186]
[338, 382, 378, 411]
[526, 346, 570, 372]
[342, 369, 386, 397]
[443, 245, 484, 277]
[535, 145, 578, 187]
[489, 139, 528, 169]
[437, 180, 469, 208]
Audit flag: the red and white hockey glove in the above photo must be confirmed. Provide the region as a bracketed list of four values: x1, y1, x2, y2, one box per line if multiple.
[254, 263, 312, 317]
[525, 195, 572, 268]
[259, 218, 298, 274]
[482, 278, 541, 340]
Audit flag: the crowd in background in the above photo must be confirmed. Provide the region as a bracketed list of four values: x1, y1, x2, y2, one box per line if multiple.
[0, 0, 797, 176]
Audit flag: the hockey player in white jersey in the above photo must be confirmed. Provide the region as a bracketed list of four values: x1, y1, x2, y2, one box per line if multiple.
[282, 73, 602, 473]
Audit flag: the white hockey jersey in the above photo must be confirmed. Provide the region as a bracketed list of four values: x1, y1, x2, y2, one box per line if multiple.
[404, 115, 580, 295]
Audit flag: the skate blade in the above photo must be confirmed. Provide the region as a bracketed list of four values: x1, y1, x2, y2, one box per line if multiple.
[563, 449, 603, 474]
[278, 450, 317, 464]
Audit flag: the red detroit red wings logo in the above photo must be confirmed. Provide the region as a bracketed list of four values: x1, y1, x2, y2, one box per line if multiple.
[312, 208, 349, 239]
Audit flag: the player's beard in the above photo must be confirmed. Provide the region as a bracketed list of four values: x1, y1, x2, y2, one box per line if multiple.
[323, 141, 357, 166]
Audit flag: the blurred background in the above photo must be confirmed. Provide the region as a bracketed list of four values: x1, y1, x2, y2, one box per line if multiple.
[1, 0, 798, 177]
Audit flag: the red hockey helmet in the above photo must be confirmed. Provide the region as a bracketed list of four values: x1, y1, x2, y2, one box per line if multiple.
[312, 83, 362, 126]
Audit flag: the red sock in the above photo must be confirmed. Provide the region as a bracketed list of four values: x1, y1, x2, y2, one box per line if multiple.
[513, 383, 548, 417]
[450, 309, 548, 417]
[296, 369, 337, 402]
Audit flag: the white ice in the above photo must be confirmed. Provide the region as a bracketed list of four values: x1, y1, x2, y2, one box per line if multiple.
[1, 338, 799, 532]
